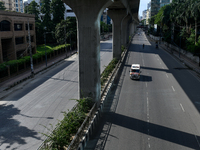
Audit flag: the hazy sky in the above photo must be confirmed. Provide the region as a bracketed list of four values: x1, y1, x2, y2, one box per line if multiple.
[139, 0, 151, 17]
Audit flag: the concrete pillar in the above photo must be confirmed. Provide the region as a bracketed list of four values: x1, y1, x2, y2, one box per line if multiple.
[0, 36, 2, 63]
[121, 15, 131, 46]
[129, 22, 134, 36]
[108, 9, 127, 60]
[63, 0, 113, 104]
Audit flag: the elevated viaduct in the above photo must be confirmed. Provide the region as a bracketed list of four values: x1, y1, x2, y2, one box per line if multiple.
[62, 0, 140, 105]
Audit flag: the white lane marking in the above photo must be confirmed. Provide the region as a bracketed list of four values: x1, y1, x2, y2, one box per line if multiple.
[147, 97, 149, 116]
[161, 46, 200, 83]
[166, 74, 169, 78]
[180, 103, 185, 112]
[148, 138, 151, 148]
[146, 83, 148, 87]
[195, 135, 200, 148]
[172, 86, 175, 91]
[160, 62, 161, 65]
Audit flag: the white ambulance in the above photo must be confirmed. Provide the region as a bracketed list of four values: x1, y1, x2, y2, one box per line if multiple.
[129, 64, 141, 80]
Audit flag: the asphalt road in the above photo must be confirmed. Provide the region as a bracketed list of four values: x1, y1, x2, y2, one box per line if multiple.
[85, 31, 200, 150]
[0, 39, 112, 150]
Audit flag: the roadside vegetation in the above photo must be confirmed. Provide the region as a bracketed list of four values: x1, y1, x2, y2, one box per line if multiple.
[147, 0, 200, 62]
[41, 55, 122, 149]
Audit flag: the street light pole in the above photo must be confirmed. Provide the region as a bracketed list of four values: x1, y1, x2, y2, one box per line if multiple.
[65, 24, 67, 58]
[28, 18, 34, 76]
[44, 27, 47, 67]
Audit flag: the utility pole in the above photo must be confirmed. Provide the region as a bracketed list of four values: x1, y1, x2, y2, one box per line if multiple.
[44, 30, 47, 67]
[64, 24, 67, 58]
[28, 18, 34, 77]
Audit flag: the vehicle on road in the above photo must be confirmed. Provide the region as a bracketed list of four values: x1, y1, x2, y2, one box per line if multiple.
[129, 64, 141, 80]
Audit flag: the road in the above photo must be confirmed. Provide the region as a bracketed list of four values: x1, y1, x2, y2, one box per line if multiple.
[85, 31, 200, 150]
[0, 39, 112, 150]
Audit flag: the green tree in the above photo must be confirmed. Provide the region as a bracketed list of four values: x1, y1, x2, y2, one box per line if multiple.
[0, 1, 6, 10]
[190, 0, 200, 43]
[24, 1, 40, 22]
[41, 0, 52, 31]
[55, 17, 77, 47]
[51, 0, 65, 29]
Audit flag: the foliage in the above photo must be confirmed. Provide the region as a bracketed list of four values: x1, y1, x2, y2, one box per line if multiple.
[41, 0, 53, 32]
[55, 17, 77, 45]
[141, 19, 146, 25]
[0, 44, 66, 78]
[121, 45, 125, 53]
[51, 0, 65, 28]
[0, 1, 6, 10]
[42, 97, 94, 149]
[100, 21, 109, 33]
[25, 0, 40, 22]
[24, 1, 43, 44]
[41, 56, 121, 149]
[101, 58, 118, 86]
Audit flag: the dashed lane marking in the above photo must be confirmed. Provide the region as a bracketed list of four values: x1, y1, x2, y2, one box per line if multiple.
[180, 103, 185, 112]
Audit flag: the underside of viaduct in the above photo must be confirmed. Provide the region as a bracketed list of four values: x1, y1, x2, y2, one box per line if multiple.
[62, 0, 140, 105]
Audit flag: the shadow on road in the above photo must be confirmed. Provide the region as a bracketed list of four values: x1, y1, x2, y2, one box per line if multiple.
[0, 104, 41, 149]
[2, 60, 75, 101]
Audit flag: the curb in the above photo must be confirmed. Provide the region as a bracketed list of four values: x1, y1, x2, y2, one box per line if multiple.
[0, 52, 77, 100]
[74, 36, 132, 150]
[146, 34, 200, 76]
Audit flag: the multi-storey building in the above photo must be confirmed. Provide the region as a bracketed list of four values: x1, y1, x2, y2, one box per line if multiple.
[0, 10, 36, 63]
[151, 0, 160, 16]
[0, 0, 24, 12]
[160, 0, 172, 8]
[147, 1, 151, 10]
[146, 9, 151, 25]
[142, 10, 147, 20]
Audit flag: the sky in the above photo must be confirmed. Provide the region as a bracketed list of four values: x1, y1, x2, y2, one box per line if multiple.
[139, 0, 151, 17]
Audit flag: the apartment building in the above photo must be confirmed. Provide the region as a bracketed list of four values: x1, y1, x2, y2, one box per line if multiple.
[0, 0, 24, 12]
[0, 10, 36, 63]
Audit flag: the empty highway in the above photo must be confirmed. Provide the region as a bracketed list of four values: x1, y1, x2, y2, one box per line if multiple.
[0, 39, 112, 150]
[86, 31, 200, 150]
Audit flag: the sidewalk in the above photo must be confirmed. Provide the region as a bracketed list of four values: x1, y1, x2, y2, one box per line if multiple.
[146, 34, 200, 77]
[0, 50, 77, 99]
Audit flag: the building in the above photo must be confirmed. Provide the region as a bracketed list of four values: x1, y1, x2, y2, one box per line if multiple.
[146, 9, 151, 25]
[147, 1, 151, 10]
[0, 10, 36, 63]
[160, 0, 172, 8]
[151, 0, 160, 16]
[142, 10, 147, 20]
[0, 0, 24, 13]
[64, 4, 76, 19]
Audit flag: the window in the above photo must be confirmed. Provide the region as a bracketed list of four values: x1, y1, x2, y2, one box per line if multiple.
[26, 24, 33, 30]
[26, 36, 34, 42]
[21, 9, 23, 12]
[0, 20, 10, 31]
[16, 4, 18, 7]
[14, 24, 22, 31]
[15, 37, 23, 45]
[16, 8, 18, 11]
